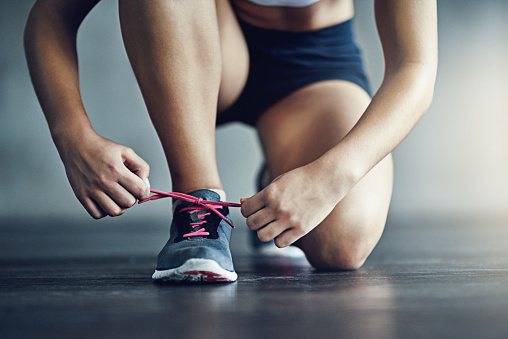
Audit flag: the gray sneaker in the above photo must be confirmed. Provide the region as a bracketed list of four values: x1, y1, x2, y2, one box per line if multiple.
[152, 189, 238, 283]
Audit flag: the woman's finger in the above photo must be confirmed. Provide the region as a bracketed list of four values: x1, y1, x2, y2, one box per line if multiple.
[256, 220, 286, 243]
[274, 228, 300, 248]
[80, 196, 107, 220]
[117, 168, 149, 201]
[91, 190, 126, 217]
[122, 148, 151, 199]
[123, 147, 150, 178]
[245, 207, 277, 231]
[104, 182, 137, 209]
[240, 192, 266, 218]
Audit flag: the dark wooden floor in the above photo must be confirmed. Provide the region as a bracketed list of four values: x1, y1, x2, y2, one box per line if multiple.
[1, 214, 508, 339]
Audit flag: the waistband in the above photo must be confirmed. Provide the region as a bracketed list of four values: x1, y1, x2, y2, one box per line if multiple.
[238, 18, 355, 47]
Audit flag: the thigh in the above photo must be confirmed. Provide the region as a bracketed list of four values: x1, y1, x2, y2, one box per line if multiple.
[256, 81, 393, 270]
[215, 0, 249, 113]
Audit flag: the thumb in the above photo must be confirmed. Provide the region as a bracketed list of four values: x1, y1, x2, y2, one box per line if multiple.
[138, 177, 151, 200]
[145, 177, 151, 191]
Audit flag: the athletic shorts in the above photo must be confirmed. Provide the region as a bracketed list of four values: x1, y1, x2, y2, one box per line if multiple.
[216, 18, 371, 127]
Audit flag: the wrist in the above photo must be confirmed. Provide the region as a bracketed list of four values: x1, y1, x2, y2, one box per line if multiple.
[51, 117, 96, 159]
[316, 149, 364, 200]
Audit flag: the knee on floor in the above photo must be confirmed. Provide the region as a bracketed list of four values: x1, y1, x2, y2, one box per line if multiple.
[300, 207, 387, 271]
[306, 245, 369, 271]
[302, 225, 380, 271]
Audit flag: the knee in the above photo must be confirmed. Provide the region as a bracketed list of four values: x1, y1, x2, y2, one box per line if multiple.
[301, 228, 379, 271]
[300, 206, 387, 271]
[306, 246, 369, 271]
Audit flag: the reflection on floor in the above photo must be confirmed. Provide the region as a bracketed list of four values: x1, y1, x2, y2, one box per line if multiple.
[1, 214, 508, 339]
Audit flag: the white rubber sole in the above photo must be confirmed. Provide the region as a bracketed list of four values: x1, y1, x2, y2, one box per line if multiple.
[152, 258, 237, 283]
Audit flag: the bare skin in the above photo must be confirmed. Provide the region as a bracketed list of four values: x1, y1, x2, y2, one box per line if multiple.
[24, 0, 150, 219]
[251, 82, 394, 269]
[119, 1, 224, 194]
[235, 0, 437, 268]
[24, 0, 437, 269]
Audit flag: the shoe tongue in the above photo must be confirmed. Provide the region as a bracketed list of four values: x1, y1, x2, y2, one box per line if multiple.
[188, 189, 221, 202]
[183, 190, 221, 239]
[172, 189, 221, 213]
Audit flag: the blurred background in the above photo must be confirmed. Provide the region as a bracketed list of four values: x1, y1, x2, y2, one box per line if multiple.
[1, 0, 507, 253]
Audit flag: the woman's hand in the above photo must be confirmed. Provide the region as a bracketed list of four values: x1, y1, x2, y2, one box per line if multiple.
[241, 161, 344, 248]
[60, 132, 150, 219]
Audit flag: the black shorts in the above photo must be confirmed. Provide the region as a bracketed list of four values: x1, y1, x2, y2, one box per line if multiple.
[216, 18, 371, 127]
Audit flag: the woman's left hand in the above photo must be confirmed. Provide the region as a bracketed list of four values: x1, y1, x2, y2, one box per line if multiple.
[240, 161, 343, 248]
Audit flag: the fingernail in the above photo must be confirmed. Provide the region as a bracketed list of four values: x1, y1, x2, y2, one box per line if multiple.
[145, 177, 151, 191]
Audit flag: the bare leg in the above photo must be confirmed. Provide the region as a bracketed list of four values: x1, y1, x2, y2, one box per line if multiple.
[120, 0, 247, 193]
[256, 81, 394, 270]
[119, 1, 248, 283]
[119, 1, 224, 193]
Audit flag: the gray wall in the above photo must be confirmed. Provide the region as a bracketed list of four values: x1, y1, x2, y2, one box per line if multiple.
[1, 0, 507, 223]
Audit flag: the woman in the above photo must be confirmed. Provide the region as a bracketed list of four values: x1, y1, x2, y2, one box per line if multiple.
[24, 0, 437, 282]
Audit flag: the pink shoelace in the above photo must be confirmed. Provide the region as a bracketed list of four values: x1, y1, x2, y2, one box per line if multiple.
[138, 189, 242, 238]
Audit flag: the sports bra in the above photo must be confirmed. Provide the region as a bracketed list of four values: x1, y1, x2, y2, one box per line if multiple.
[248, 0, 320, 8]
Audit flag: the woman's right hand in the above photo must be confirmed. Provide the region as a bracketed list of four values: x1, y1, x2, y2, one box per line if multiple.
[59, 132, 151, 219]
[25, 1, 150, 219]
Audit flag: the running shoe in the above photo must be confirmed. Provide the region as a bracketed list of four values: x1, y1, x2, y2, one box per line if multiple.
[140, 189, 239, 283]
